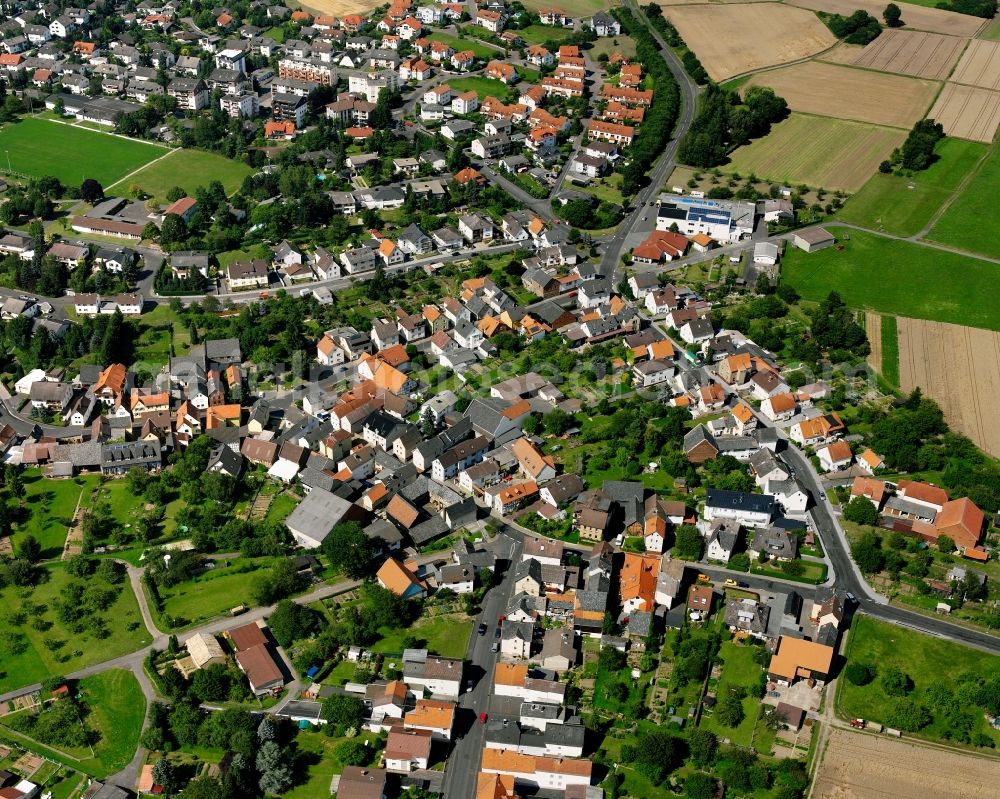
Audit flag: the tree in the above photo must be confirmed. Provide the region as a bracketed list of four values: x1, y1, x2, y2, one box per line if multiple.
[334, 738, 370, 767]
[190, 664, 232, 702]
[843, 496, 879, 526]
[319, 522, 375, 579]
[18, 534, 41, 563]
[845, 662, 876, 686]
[673, 525, 703, 560]
[687, 728, 717, 768]
[716, 692, 745, 727]
[937, 535, 955, 553]
[851, 530, 885, 573]
[79, 178, 104, 204]
[883, 2, 903, 25]
[627, 729, 684, 785]
[152, 758, 176, 794]
[259, 763, 293, 795]
[166, 186, 188, 203]
[881, 666, 913, 697]
[885, 698, 931, 731]
[257, 717, 277, 741]
[321, 694, 364, 730]
[268, 600, 317, 648]
[684, 773, 714, 799]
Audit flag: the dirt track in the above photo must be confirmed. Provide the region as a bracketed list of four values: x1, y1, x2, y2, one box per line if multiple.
[852, 29, 968, 80]
[928, 82, 1000, 142]
[813, 728, 1000, 799]
[897, 316, 1000, 458]
[663, 3, 836, 81]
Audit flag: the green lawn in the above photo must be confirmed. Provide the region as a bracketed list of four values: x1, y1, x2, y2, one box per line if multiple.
[516, 24, 576, 44]
[838, 615, 1000, 746]
[265, 493, 299, 524]
[427, 32, 498, 61]
[114, 148, 254, 201]
[881, 315, 899, 386]
[265, 25, 287, 42]
[157, 557, 282, 628]
[370, 612, 473, 659]
[700, 641, 770, 751]
[781, 230, 1000, 331]
[15, 471, 99, 559]
[0, 564, 151, 693]
[927, 144, 1000, 259]
[77, 669, 147, 775]
[284, 728, 382, 799]
[447, 76, 515, 102]
[0, 118, 165, 186]
[837, 138, 988, 236]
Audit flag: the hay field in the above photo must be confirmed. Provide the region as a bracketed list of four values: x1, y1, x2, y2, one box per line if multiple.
[788, 0, 984, 36]
[818, 42, 865, 64]
[897, 317, 1000, 457]
[726, 112, 905, 191]
[663, 3, 836, 81]
[292, 0, 381, 15]
[950, 38, 1000, 89]
[928, 82, 1000, 142]
[814, 728, 1000, 799]
[743, 61, 939, 128]
[851, 29, 969, 79]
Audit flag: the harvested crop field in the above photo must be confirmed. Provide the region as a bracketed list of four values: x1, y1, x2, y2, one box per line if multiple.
[949, 38, 1000, 89]
[851, 29, 968, 80]
[788, 0, 984, 37]
[743, 61, 939, 128]
[726, 113, 905, 191]
[928, 82, 1000, 142]
[897, 316, 1000, 457]
[865, 312, 882, 374]
[292, 0, 381, 14]
[662, 3, 836, 81]
[813, 727, 1000, 799]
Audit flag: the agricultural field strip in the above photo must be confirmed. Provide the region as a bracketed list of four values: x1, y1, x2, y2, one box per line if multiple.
[662, 3, 836, 81]
[949, 38, 1000, 90]
[897, 316, 1000, 458]
[787, 0, 985, 37]
[851, 29, 969, 80]
[928, 82, 1000, 142]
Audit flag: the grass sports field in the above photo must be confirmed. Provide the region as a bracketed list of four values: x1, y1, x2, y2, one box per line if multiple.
[726, 113, 906, 191]
[111, 148, 254, 201]
[0, 118, 164, 186]
[927, 145, 1000, 258]
[447, 76, 515, 102]
[782, 230, 1000, 331]
[838, 615, 1000, 746]
[0, 564, 151, 693]
[836, 138, 988, 235]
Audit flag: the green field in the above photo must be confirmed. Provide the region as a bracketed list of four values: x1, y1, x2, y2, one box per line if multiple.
[515, 24, 577, 44]
[447, 76, 515, 102]
[157, 557, 283, 628]
[881, 315, 899, 385]
[521, 0, 607, 14]
[725, 113, 906, 192]
[927, 145, 1000, 259]
[114, 148, 254, 201]
[981, 16, 1000, 39]
[838, 615, 1000, 746]
[370, 612, 472, 659]
[782, 230, 1000, 331]
[700, 641, 773, 752]
[589, 35, 637, 59]
[0, 564, 151, 693]
[15, 471, 99, 559]
[0, 118, 165, 186]
[428, 32, 498, 61]
[77, 669, 146, 775]
[837, 138, 988, 236]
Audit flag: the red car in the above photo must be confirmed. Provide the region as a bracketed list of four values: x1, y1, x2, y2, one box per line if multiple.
[479, 713, 488, 724]
[498, 614, 506, 622]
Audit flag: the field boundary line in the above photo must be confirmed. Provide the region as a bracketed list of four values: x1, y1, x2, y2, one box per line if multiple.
[30, 115, 171, 150]
[105, 148, 179, 193]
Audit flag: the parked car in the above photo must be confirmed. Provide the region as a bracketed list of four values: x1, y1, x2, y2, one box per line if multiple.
[494, 627, 501, 638]
[478, 623, 487, 635]
[724, 579, 737, 587]
[491, 642, 499, 652]
[479, 713, 488, 724]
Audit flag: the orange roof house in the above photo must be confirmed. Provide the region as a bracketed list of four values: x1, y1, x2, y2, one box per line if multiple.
[478, 773, 518, 799]
[404, 698, 456, 737]
[376, 557, 427, 599]
[932, 497, 985, 553]
[768, 636, 834, 684]
[72, 41, 96, 55]
[511, 436, 556, 481]
[93, 363, 127, 402]
[619, 552, 658, 612]
[206, 403, 241, 429]
[851, 476, 887, 507]
[454, 166, 485, 185]
[265, 120, 296, 139]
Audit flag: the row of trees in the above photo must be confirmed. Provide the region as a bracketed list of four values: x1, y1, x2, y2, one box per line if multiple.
[823, 9, 882, 44]
[880, 119, 946, 174]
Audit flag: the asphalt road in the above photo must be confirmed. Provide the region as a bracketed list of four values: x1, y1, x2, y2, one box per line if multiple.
[442, 532, 522, 799]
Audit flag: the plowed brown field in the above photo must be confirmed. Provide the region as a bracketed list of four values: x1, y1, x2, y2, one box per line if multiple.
[897, 316, 1000, 457]
[813, 728, 1000, 799]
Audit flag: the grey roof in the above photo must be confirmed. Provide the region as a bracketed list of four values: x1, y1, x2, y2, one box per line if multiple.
[706, 489, 775, 515]
[284, 489, 355, 545]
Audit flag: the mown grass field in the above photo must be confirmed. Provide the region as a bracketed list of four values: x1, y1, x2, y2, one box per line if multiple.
[428, 32, 498, 60]
[14, 471, 99, 559]
[725, 113, 906, 192]
[0, 564, 151, 693]
[926, 144, 1000, 258]
[838, 615, 1000, 745]
[0, 118, 165, 186]
[157, 557, 283, 628]
[837, 138, 988, 236]
[782, 230, 1000, 331]
[515, 24, 576, 44]
[77, 669, 146, 775]
[114, 148, 254, 201]
[447, 76, 515, 102]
